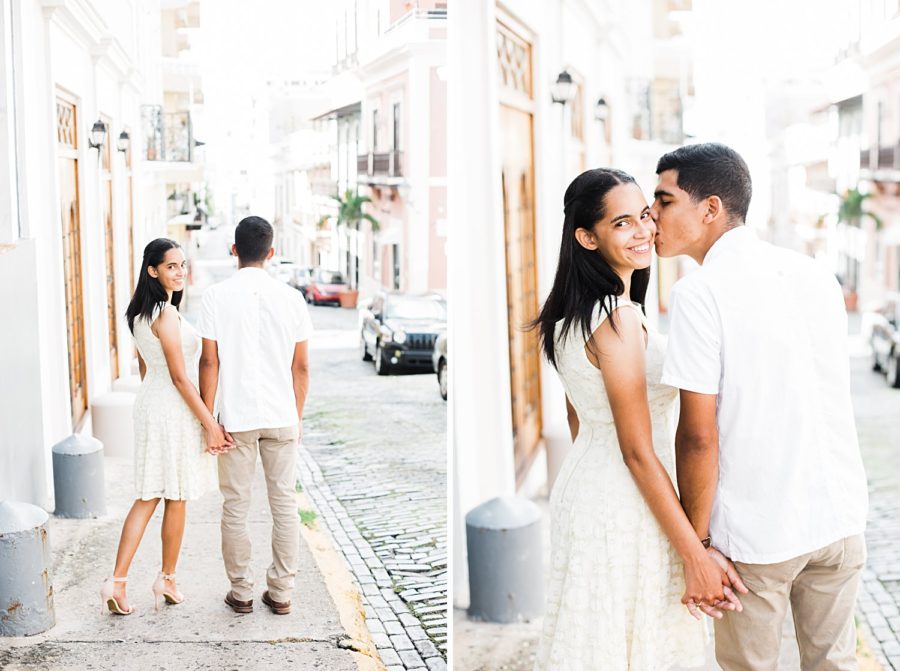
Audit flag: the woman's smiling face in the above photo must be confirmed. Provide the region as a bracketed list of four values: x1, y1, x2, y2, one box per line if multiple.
[576, 182, 656, 276]
[148, 247, 186, 294]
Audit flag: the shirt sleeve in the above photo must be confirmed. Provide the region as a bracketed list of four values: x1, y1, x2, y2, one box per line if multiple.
[294, 294, 313, 342]
[195, 287, 216, 340]
[660, 280, 721, 395]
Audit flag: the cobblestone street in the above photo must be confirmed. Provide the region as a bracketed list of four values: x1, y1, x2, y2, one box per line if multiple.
[299, 304, 448, 671]
[850, 320, 900, 671]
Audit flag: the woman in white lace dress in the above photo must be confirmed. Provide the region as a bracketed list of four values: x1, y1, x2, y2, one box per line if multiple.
[100, 238, 229, 615]
[531, 169, 747, 670]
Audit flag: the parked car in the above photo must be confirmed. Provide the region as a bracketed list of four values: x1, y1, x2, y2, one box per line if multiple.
[360, 291, 447, 375]
[289, 267, 313, 297]
[432, 331, 447, 400]
[871, 293, 900, 387]
[306, 269, 348, 306]
[271, 260, 297, 285]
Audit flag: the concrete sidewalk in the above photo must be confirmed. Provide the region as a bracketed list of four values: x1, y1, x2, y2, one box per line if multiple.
[0, 455, 373, 670]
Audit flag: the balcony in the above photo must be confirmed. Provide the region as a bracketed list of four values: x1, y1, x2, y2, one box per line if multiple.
[861, 146, 900, 181]
[357, 151, 403, 185]
[141, 105, 196, 163]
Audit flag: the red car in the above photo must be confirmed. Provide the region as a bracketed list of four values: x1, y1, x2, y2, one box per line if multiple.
[305, 269, 348, 306]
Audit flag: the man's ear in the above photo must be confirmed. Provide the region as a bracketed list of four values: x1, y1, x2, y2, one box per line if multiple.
[704, 196, 723, 224]
[574, 227, 599, 251]
[267, 247, 275, 260]
[231, 244, 237, 257]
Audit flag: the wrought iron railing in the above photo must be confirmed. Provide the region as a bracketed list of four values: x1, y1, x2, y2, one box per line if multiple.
[141, 105, 194, 162]
[357, 151, 403, 178]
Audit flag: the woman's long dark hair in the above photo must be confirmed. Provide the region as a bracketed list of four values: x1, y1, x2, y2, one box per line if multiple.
[126, 238, 183, 333]
[532, 168, 650, 369]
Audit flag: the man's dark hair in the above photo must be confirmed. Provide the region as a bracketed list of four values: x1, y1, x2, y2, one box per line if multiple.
[234, 215, 274, 262]
[656, 143, 752, 225]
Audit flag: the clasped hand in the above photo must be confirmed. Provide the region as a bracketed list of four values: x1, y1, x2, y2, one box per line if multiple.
[682, 546, 749, 621]
[204, 422, 235, 455]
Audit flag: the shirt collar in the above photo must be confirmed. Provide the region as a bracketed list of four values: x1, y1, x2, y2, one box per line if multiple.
[236, 266, 269, 279]
[702, 225, 757, 265]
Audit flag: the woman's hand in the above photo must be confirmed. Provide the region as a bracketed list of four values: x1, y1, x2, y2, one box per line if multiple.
[204, 422, 234, 454]
[681, 548, 745, 619]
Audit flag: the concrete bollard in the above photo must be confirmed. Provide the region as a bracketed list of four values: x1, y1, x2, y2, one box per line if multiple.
[0, 501, 55, 636]
[91, 391, 135, 457]
[52, 434, 106, 519]
[112, 375, 142, 394]
[466, 496, 544, 623]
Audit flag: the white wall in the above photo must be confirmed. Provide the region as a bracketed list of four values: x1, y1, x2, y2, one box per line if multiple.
[0, 0, 151, 507]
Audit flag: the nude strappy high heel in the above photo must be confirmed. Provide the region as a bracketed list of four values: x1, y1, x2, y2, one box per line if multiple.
[151, 572, 185, 611]
[99, 576, 133, 615]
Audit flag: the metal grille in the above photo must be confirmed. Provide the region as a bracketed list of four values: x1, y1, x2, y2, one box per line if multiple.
[497, 21, 532, 98]
[407, 333, 438, 351]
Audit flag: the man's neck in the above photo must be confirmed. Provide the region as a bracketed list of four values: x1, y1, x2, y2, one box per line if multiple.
[238, 262, 266, 270]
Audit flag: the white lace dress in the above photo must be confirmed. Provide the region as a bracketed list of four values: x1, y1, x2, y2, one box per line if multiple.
[131, 303, 218, 501]
[534, 300, 707, 671]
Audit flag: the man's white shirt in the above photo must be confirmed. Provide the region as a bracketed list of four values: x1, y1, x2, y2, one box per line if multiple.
[661, 226, 868, 564]
[196, 267, 313, 433]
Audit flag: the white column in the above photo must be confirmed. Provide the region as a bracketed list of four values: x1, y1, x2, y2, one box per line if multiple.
[449, 0, 516, 607]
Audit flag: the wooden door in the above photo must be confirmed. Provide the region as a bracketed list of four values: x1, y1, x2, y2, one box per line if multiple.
[56, 96, 88, 427]
[497, 20, 542, 482]
[100, 116, 118, 380]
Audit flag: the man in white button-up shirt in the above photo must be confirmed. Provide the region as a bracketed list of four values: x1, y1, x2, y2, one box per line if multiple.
[651, 144, 868, 670]
[197, 216, 312, 616]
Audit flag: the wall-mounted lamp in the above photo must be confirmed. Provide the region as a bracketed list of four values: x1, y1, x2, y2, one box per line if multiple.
[594, 97, 610, 122]
[116, 130, 130, 153]
[88, 120, 107, 150]
[550, 69, 576, 105]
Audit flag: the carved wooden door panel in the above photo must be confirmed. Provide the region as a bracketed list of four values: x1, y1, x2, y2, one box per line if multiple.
[497, 20, 542, 482]
[57, 95, 88, 426]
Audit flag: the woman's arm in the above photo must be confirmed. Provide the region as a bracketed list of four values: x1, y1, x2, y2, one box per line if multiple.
[591, 307, 736, 613]
[154, 307, 230, 452]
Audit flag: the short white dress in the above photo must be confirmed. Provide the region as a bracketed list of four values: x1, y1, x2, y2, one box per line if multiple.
[131, 303, 218, 500]
[534, 300, 707, 671]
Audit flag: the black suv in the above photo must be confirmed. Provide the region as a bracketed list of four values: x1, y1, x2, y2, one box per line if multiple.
[360, 291, 447, 375]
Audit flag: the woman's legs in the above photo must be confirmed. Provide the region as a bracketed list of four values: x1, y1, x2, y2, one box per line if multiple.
[112, 498, 161, 608]
[161, 499, 187, 592]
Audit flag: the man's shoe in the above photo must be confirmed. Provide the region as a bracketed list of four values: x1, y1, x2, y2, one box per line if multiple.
[261, 590, 291, 615]
[224, 591, 253, 614]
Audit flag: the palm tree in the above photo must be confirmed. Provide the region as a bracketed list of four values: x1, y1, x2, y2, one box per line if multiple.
[334, 189, 380, 232]
[332, 189, 380, 289]
[838, 187, 882, 230]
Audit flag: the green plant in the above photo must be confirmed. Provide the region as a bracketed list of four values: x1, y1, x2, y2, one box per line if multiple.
[298, 509, 317, 528]
[316, 215, 331, 231]
[333, 189, 380, 233]
[838, 188, 883, 230]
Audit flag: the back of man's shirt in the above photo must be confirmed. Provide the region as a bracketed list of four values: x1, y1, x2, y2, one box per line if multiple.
[197, 267, 313, 432]
[661, 226, 868, 564]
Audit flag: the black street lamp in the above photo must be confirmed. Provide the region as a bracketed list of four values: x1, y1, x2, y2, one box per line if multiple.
[116, 130, 130, 153]
[88, 119, 107, 150]
[551, 70, 576, 105]
[594, 97, 610, 123]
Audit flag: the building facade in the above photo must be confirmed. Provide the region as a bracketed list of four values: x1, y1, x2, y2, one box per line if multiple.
[0, 0, 200, 507]
[449, 0, 695, 606]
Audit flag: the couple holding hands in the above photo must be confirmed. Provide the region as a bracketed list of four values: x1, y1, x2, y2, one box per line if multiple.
[533, 143, 869, 671]
[99, 216, 312, 618]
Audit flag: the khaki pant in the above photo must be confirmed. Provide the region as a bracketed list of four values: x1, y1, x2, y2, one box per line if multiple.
[218, 425, 299, 603]
[715, 534, 867, 671]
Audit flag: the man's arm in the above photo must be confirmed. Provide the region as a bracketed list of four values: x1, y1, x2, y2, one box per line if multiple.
[291, 341, 309, 438]
[199, 338, 219, 414]
[675, 390, 719, 539]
